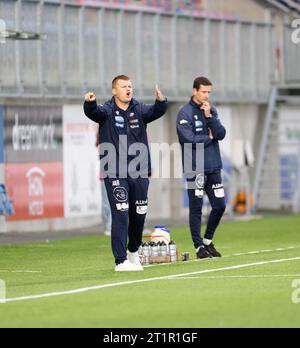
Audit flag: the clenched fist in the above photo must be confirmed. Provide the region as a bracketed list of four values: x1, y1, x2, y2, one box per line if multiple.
[85, 92, 96, 102]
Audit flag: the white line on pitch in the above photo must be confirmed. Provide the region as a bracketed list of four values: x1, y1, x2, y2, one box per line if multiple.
[224, 245, 300, 258]
[166, 274, 300, 280]
[3, 256, 300, 303]
[0, 270, 41, 273]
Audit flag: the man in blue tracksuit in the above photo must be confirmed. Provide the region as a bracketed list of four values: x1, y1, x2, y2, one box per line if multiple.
[84, 75, 168, 271]
[177, 76, 226, 259]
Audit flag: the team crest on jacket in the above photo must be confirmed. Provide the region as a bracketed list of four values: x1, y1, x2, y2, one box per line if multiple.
[115, 116, 124, 123]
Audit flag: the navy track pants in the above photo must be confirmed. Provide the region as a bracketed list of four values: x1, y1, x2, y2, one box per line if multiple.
[187, 171, 226, 248]
[104, 177, 149, 264]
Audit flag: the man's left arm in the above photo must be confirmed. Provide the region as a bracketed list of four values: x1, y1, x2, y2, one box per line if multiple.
[141, 85, 168, 124]
[206, 106, 226, 141]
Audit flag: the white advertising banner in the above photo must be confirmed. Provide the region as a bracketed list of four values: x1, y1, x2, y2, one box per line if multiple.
[63, 105, 101, 217]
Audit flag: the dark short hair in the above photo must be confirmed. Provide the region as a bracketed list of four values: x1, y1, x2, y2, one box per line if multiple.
[193, 76, 212, 90]
[112, 75, 130, 88]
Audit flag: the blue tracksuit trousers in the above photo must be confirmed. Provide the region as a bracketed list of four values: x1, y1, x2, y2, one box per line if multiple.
[187, 171, 226, 248]
[104, 177, 149, 264]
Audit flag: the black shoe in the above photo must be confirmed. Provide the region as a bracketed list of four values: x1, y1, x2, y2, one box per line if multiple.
[204, 243, 222, 257]
[196, 246, 212, 259]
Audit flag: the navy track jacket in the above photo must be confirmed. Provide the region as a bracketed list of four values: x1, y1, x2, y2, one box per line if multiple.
[177, 98, 226, 174]
[84, 97, 168, 177]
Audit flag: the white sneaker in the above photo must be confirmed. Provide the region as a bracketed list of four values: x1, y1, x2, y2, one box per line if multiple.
[115, 260, 143, 272]
[127, 251, 142, 266]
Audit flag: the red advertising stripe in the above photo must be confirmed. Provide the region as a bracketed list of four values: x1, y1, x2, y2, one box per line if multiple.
[5, 162, 64, 221]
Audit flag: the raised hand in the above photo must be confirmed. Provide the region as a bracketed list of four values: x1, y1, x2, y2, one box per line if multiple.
[155, 85, 166, 102]
[201, 101, 211, 118]
[85, 92, 96, 102]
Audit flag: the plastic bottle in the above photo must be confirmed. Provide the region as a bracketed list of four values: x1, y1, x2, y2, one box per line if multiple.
[138, 242, 144, 256]
[160, 241, 167, 256]
[142, 242, 150, 265]
[152, 242, 158, 257]
[169, 240, 177, 262]
[157, 241, 162, 256]
[148, 241, 153, 257]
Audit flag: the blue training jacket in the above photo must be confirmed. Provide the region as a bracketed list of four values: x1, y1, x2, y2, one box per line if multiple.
[84, 97, 168, 177]
[176, 98, 226, 175]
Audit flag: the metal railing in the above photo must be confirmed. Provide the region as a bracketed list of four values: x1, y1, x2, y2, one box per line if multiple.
[0, 0, 274, 102]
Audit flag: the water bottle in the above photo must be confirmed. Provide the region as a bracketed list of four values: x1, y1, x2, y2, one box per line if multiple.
[147, 241, 151, 256]
[152, 242, 158, 257]
[138, 242, 144, 256]
[160, 241, 167, 256]
[157, 241, 162, 256]
[142, 242, 150, 265]
[166, 241, 170, 256]
[169, 240, 177, 263]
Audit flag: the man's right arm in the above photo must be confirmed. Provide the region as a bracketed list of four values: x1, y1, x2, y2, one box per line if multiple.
[177, 109, 212, 147]
[83, 92, 107, 123]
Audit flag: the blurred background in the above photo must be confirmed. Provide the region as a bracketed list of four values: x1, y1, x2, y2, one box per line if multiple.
[0, 0, 299, 233]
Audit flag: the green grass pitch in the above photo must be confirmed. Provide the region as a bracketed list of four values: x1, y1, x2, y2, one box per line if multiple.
[0, 215, 300, 328]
